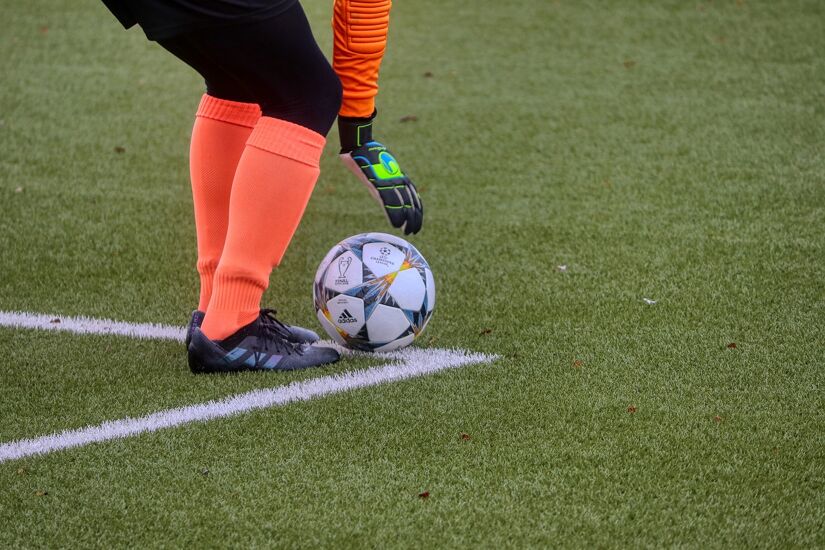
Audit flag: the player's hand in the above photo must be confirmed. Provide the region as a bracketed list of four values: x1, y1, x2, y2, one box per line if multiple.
[338, 113, 423, 235]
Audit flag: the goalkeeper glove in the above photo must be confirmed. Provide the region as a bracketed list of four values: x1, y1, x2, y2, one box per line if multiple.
[338, 112, 423, 235]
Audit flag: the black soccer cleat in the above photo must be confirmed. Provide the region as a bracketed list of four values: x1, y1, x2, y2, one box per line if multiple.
[184, 308, 319, 349]
[187, 311, 339, 374]
[184, 310, 206, 349]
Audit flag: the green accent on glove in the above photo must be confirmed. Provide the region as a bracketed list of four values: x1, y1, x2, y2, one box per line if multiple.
[370, 151, 405, 180]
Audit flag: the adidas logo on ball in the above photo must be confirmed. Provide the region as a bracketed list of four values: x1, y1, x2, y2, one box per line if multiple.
[337, 309, 357, 324]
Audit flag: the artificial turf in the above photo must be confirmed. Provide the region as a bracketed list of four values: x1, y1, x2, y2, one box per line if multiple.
[1, 0, 823, 547]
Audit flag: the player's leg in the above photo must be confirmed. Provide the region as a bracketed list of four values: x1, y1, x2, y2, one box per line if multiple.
[156, 38, 260, 319]
[157, 36, 321, 349]
[183, 3, 343, 371]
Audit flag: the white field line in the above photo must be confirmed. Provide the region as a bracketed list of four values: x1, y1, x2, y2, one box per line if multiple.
[0, 310, 185, 341]
[0, 311, 497, 463]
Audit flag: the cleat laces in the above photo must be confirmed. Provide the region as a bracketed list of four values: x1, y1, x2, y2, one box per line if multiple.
[250, 309, 304, 365]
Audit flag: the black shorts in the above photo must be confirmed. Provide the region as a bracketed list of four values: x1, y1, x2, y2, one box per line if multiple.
[152, 2, 342, 135]
[102, 0, 297, 40]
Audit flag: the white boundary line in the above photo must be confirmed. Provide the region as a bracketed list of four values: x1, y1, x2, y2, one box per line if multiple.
[0, 311, 497, 463]
[0, 310, 185, 341]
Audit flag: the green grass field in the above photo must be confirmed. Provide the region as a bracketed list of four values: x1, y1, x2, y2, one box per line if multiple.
[1, 0, 824, 547]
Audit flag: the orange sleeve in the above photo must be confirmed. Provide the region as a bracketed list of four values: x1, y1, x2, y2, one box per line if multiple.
[332, 0, 392, 118]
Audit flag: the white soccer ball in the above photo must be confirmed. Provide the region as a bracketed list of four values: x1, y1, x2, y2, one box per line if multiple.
[313, 233, 435, 352]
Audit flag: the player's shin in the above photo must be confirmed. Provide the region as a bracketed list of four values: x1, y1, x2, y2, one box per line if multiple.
[200, 117, 325, 341]
[189, 95, 261, 311]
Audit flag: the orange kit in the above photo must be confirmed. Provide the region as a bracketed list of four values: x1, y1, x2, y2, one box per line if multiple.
[333, 0, 392, 118]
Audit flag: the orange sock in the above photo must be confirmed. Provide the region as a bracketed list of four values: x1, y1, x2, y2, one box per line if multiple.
[190, 95, 262, 311]
[200, 117, 326, 341]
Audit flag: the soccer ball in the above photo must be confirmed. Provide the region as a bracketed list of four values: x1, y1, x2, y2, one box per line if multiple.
[313, 233, 435, 352]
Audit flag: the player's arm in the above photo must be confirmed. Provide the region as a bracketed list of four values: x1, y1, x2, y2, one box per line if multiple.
[333, 0, 423, 235]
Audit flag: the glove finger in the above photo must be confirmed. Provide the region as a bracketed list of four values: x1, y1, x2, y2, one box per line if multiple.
[399, 186, 422, 235]
[398, 185, 413, 234]
[407, 181, 423, 212]
[404, 209, 420, 234]
[379, 187, 407, 228]
[405, 182, 423, 234]
[413, 201, 424, 234]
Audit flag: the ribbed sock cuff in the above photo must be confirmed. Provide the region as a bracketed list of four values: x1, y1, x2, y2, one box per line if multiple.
[246, 117, 326, 166]
[196, 260, 217, 312]
[196, 94, 261, 128]
[208, 270, 266, 315]
[201, 269, 266, 340]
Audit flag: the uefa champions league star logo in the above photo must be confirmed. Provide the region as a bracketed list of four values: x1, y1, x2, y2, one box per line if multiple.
[338, 256, 352, 278]
[368, 244, 397, 270]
